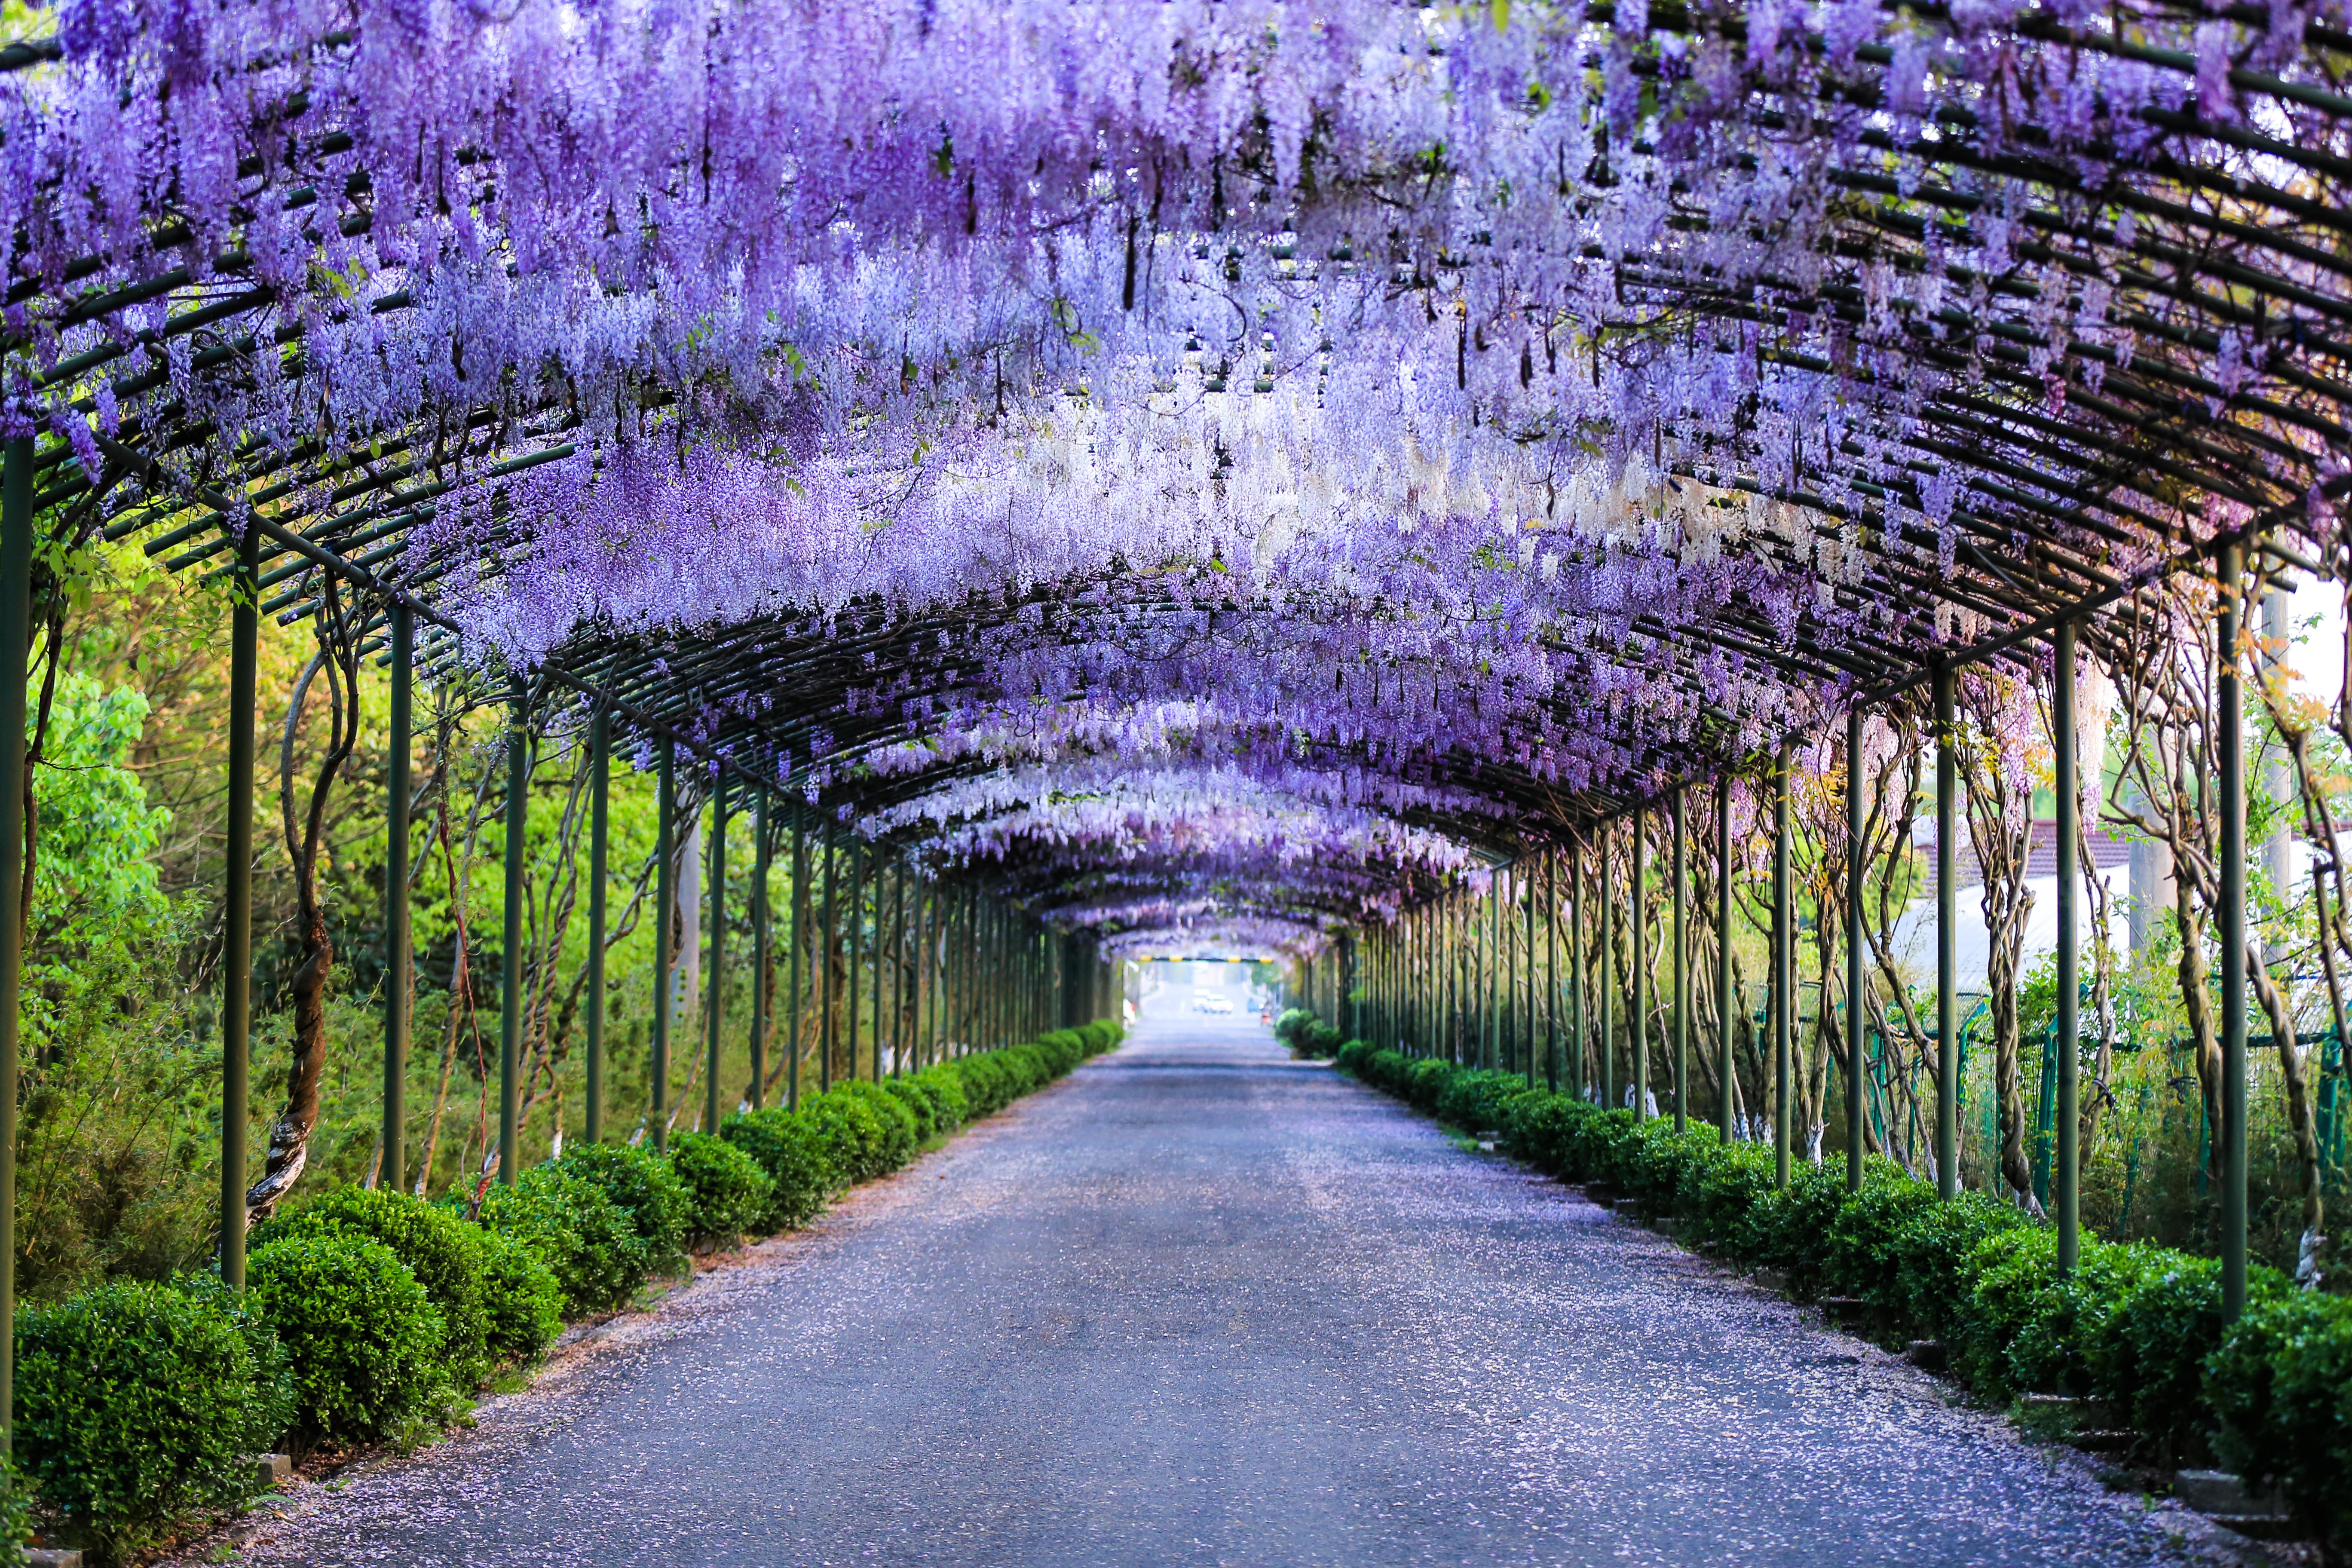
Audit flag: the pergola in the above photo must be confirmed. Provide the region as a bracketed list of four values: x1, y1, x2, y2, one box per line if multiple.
[0, 0, 2340, 1440]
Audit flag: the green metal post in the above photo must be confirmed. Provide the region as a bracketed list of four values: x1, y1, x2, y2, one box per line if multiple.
[848, 837, 864, 1080]
[1633, 808, 1648, 1121]
[2220, 544, 2248, 1317]
[222, 523, 258, 1284]
[1773, 751, 1792, 1188]
[704, 784, 726, 1133]
[1846, 706, 1865, 1192]
[1572, 848, 1587, 1097]
[1718, 781, 1733, 1142]
[1601, 827, 1616, 1111]
[1525, 865, 1539, 1085]
[2055, 621, 2081, 1271]
[1936, 665, 1958, 1200]
[585, 710, 609, 1142]
[382, 605, 413, 1192]
[652, 739, 675, 1151]
[1547, 854, 1561, 1090]
[890, 861, 905, 1075]
[789, 813, 807, 1109]
[750, 790, 770, 1110]
[820, 833, 836, 1091]
[499, 678, 527, 1183]
[1673, 790, 1688, 1135]
[0, 438, 33, 1436]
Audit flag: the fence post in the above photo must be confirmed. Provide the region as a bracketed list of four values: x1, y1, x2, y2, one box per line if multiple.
[585, 710, 609, 1141]
[222, 523, 259, 1284]
[750, 790, 770, 1111]
[1717, 780, 1733, 1143]
[1936, 664, 1959, 1200]
[2219, 544, 2249, 1317]
[1846, 707, 1865, 1192]
[382, 605, 412, 1192]
[499, 677, 528, 1182]
[1673, 791, 1688, 1135]
[652, 738, 675, 1151]
[704, 783, 727, 1133]
[2055, 622, 2081, 1269]
[1773, 751, 1792, 1188]
[0, 437, 34, 1437]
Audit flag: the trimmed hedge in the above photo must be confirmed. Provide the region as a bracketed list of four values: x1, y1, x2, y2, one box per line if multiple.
[478, 1167, 650, 1317]
[13, 1017, 1126, 1553]
[720, 1106, 838, 1231]
[15, 1275, 290, 1558]
[251, 1186, 494, 1390]
[550, 1142, 692, 1273]
[247, 1230, 452, 1447]
[1336, 1038, 2352, 1530]
[667, 1131, 775, 1250]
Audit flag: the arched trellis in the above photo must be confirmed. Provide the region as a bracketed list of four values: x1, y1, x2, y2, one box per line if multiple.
[0, 0, 2341, 1448]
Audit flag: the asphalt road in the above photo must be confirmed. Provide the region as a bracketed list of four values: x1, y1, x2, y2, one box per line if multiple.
[228, 1016, 2250, 1568]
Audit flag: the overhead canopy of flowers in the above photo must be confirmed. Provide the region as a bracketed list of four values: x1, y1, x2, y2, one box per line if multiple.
[5, 0, 2341, 956]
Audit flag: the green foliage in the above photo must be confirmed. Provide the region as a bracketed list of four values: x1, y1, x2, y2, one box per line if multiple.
[1678, 1142, 1776, 1256]
[251, 1185, 492, 1390]
[1433, 1069, 1531, 1134]
[14, 1275, 290, 1560]
[247, 1231, 451, 1447]
[548, 1142, 692, 1274]
[1740, 1161, 1852, 1296]
[1822, 1166, 1937, 1317]
[478, 1167, 649, 1318]
[1273, 1008, 1314, 1047]
[903, 1066, 969, 1135]
[666, 1131, 775, 1248]
[806, 1085, 903, 1182]
[0, 1457, 35, 1568]
[1950, 1226, 2061, 1399]
[1888, 1191, 2030, 1344]
[720, 1107, 837, 1231]
[881, 1077, 937, 1141]
[2085, 1254, 2288, 1464]
[25, 675, 174, 1011]
[2208, 1292, 2352, 1555]
[2006, 1239, 2171, 1400]
[472, 1225, 564, 1364]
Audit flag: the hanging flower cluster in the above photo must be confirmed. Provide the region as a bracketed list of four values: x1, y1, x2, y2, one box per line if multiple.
[6, 0, 2346, 953]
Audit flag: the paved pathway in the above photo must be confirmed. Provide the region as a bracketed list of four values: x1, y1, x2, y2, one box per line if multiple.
[227, 1018, 2255, 1568]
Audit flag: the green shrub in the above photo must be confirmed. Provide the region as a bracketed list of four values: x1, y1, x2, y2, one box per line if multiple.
[1077, 1018, 1121, 1052]
[720, 1107, 838, 1231]
[251, 1185, 491, 1390]
[2208, 1291, 2352, 1555]
[473, 1225, 564, 1364]
[0, 1458, 34, 1568]
[1403, 1057, 1453, 1112]
[666, 1131, 775, 1248]
[479, 1168, 649, 1318]
[1501, 1091, 1594, 1179]
[1949, 1225, 2059, 1399]
[1301, 1020, 1344, 1058]
[2006, 1240, 2171, 1400]
[1888, 1191, 2030, 1344]
[14, 1276, 291, 1557]
[1822, 1167, 1938, 1317]
[807, 1088, 892, 1182]
[880, 1078, 937, 1142]
[952, 1053, 1013, 1117]
[1676, 1142, 1776, 1256]
[1432, 1069, 1516, 1132]
[550, 1142, 692, 1273]
[248, 1231, 451, 1447]
[2086, 1253, 2287, 1464]
[1627, 1124, 1721, 1216]
[1274, 1008, 1314, 1047]
[1741, 1162, 1854, 1295]
[906, 1065, 969, 1133]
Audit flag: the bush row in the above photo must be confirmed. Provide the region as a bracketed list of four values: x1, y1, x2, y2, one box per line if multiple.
[1335, 1039, 2352, 1556]
[15, 1018, 1122, 1562]
[1274, 1007, 1342, 1058]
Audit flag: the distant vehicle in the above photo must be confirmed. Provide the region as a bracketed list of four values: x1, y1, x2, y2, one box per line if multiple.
[1193, 994, 1235, 1014]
